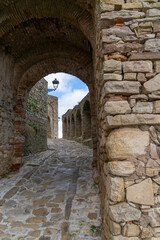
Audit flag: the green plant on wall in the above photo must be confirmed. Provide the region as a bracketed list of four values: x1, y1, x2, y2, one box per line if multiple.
[27, 95, 40, 114]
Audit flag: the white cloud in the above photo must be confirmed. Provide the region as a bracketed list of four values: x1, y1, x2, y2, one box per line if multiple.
[45, 73, 73, 93]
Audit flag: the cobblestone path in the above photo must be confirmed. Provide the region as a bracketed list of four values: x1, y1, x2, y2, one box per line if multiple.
[0, 140, 101, 240]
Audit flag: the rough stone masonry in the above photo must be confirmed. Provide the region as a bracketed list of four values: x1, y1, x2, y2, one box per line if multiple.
[0, 0, 160, 239]
[24, 78, 48, 155]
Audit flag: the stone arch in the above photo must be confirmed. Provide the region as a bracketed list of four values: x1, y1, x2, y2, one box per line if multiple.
[0, 0, 95, 45]
[63, 117, 67, 139]
[67, 116, 71, 140]
[76, 109, 82, 140]
[0, 0, 96, 166]
[13, 56, 94, 164]
[71, 114, 75, 140]
[82, 100, 91, 140]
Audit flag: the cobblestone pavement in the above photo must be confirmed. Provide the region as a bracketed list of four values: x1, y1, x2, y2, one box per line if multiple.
[0, 139, 101, 240]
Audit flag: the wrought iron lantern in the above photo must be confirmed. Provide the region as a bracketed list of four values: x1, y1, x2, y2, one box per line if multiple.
[52, 78, 59, 91]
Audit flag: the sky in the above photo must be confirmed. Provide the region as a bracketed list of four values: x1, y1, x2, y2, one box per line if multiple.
[44, 73, 89, 138]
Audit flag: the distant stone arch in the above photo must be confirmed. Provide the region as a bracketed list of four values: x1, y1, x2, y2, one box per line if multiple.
[76, 109, 82, 140]
[71, 114, 75, 139]
[67, 116, 71, 140]
[82, 100, 91, 140]
[63, 117, 67, 139]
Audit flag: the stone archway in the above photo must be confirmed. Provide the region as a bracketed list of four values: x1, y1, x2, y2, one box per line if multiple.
[0, 0, 96, 166]
[1, 0, 160, 239]
[76, 109, 82, 140]
[82, 100, 91, 140]
[67, 117, 71, 140]
[71, 114, 75, 139]
[63, 117, 67, 139]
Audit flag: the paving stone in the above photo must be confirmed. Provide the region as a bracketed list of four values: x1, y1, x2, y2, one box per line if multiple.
[0, 140, 101, 240]
[3, 187, 18, 199]
[32, 208, 49, 216]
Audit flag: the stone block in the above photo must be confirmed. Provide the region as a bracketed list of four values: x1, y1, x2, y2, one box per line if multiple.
[146, 168, 159, 177]
[150, 143, 159, 160]
[137, 73, 147, 83]
[154, 61, 160, 73]
[103, 42, 143, 54]
[148, 208, 160, 227]
[147, 9, 160, 17]
[129, 52, 160, 61]
[106, 128, 149, 160]
[153, 176, 160, 185]
[104, 81, 141, 95]
[141, 228, 153, 239]
[126, 178, 154, 206]
[102, 35, 121, 43]
[130, 94, 148, 101]
[106, 176, 125, 203]
[123, 61, 153, 73]
[145, 39, 160, 52]
[106, 114, 160, 128]
[101, 10, 145, 20]
[153, 101, 160, 113]
[103, 60, 121, 73]
[112, 237, 139, 240]
[143, 73, 160, 93]
[153, 227, 160, 237]
[132, 102, 153, 114]
[107, 217, 121, 235]
[107, 161, 135, 177]
[124, 73, 137, 81]
[102, 26, 134, 39]
[122, 3, 142, 10]
[153, 22, 160, 33]
[109, 203, 141, 223]
[103, 74, 122, 81]
[100, 3, 115, 12]
[122, 223, 140, 237]
[104, 101, 131, 115]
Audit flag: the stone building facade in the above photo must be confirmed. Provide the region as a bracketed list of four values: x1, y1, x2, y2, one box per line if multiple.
[62, 93, 92, 146]
[48, 95, 58, 139]
[24, 78, 48, 155]
[0, 0, 160, 239]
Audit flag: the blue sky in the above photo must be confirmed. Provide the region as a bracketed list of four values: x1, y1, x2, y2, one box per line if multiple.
[44, 73, 89, 138]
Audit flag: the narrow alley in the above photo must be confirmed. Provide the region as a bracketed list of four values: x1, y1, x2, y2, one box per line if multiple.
[0, 140, 101, 240]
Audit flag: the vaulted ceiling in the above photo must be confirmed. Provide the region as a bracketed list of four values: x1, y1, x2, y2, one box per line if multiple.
[0, 0, 95, 59]
[0, 0, 95, 88]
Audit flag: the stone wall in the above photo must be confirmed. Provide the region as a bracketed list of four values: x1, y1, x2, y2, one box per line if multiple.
[95, 1, 160, 239]
[62, 93, 92, 147]
[1, 0, 160, 238]
[24, 79, 48, 155]
[0, 53, 15, 175]
[48, 95, 58, 139]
